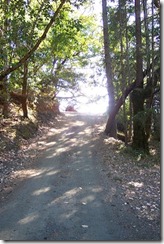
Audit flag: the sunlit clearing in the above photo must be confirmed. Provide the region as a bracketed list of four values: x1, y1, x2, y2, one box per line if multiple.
[77, 99, 108, 115]
[58, 84, 109, 115]
[81, 83, 108, 114]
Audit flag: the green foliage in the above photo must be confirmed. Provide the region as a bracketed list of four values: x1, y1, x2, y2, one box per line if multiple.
[133, 108, 153, 129]
[122, 145, 150, 161]
[0, 0, 101, 101]
[105, 0, 160, 146]
[0, 0, 160, 148]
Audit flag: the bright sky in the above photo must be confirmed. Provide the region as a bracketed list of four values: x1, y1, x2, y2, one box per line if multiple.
[57, 1, 109, 115]
[75, 83, 109, 115]
[58, 76, 109, 115]
[57, 55, 109, 115]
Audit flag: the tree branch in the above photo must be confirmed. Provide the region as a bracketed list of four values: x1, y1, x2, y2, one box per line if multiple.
[105, 57, 159, 134]
[0, 0, 67, 81]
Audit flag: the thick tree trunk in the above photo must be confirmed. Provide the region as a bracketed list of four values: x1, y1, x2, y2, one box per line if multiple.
[131, 0, 149, 152]
[1, 77, 9, 118]
[135, 0, 143, 87]
[22, 101, 28, 118]
[103, 58, 158, 137]
[131, 89, 149, 152]
[1, 0, 9, 117]
[2, 100, 9, 118]
[104, 81, 136, 134]
[102, 0, 116, 137]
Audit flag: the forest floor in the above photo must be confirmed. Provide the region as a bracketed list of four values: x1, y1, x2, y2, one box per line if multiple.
[0, 111, 161, 240]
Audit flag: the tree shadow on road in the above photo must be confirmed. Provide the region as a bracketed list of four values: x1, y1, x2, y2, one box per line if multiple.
[0, 113, 161, 241]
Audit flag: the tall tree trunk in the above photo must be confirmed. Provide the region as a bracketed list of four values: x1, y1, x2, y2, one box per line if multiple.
[125, 4, 131, 142]
[143, 0, 153, 140]
[131, 89, 148, 151]
[22, 61, 28, 118]
[131, 0, 149, 152]
[1, 0, 10, 117]
[119, 0, 128, 144]
[2, 77, 9, 118]
[129, 98, 133, 141]
[102, 0, 116, 137]
[134, 0, 143, 88]
[100, 57, 157, 140]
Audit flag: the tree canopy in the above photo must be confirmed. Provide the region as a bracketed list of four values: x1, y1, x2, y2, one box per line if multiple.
[0, 0, 160, 152]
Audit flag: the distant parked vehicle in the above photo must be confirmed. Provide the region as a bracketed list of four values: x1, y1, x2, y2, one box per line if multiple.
[65, 105, 77, 112]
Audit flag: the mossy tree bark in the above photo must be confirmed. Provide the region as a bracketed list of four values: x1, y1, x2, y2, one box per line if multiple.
[131, 1, 149, 153]
[131, 88, 149, 152]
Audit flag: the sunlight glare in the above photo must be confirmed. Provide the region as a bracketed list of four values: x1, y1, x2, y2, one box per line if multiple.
[59, 84, 108, 115]
[77, 85, 108, 114]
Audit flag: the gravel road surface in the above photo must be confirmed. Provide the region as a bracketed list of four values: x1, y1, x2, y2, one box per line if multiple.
[0, 113, 160, 241]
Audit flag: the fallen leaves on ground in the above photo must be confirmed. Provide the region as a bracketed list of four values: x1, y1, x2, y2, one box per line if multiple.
[99, 134, 160, 224]
[0, 114, 160, 232]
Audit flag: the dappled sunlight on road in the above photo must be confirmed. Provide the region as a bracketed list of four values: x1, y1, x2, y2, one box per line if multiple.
[13, 168, 45, 179]
[0, 113, 116, 240]
[48, 187, 82, 206]
[18, 212, 39, 225]
[46, 170, 60, 176]
[32, 113, 99, 154]
[35, 113, 103, 160]
[32, 187, 51, 196]
[0, 112, 159, 241]
[60, 209, 78, 221]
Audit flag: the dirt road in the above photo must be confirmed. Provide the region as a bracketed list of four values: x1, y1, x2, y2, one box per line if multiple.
[0, 113, 160, 241]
